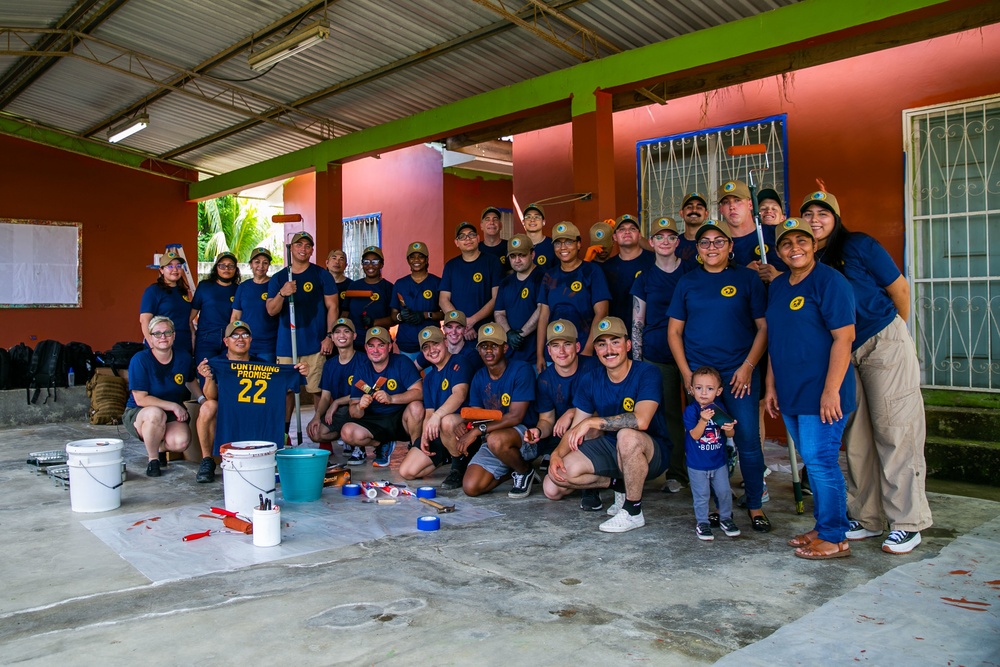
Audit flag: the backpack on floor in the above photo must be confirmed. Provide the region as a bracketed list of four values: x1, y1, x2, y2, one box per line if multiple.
[9, 343, 33, 389]
[27, 339, 66, 404]
[0, 348, 11, 390]
[98, 341, 145, 376]
[87, 373, 128, 425]
[64, 341, 97, 384]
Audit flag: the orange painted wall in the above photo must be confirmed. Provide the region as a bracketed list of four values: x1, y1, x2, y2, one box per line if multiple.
[442, 171, 513, 263]
[514, 24, 1000, 266]
[1, 135, 196, 351]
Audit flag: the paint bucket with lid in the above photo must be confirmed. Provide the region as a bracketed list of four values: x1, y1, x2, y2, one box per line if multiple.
[276, 448, 330, 502]
[66, 438, 124, 513]
[220, 441, 277, 518]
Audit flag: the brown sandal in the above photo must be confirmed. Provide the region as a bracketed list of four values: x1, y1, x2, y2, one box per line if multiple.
[787, 530, 818, 548]
[794, 539, 851, 560]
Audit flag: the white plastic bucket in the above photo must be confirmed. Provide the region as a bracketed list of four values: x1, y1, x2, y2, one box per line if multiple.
[66, 438, 124, 513]
[253, 506, 281, 547]
[220, 441, 277, 518]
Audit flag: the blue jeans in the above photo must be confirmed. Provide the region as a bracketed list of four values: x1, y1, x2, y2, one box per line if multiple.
[717, 365, 765, 510]
[782, 413, 850, 543]
[688, 465, 733, 524]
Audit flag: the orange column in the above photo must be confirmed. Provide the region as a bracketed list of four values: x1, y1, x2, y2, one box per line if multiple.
[316, 163, 344, 254]
[571, 89, 616, 228]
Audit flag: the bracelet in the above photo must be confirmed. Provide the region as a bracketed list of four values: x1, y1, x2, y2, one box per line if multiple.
[743, 359, 755, 369]
[197, 395, 206, 404]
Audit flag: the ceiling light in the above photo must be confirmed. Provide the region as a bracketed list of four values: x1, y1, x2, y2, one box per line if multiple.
[108, 113, 148, 143]
[248, 22, 330, 72]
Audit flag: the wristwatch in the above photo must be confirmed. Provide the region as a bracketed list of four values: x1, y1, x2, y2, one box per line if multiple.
[477, 423, 488, 435]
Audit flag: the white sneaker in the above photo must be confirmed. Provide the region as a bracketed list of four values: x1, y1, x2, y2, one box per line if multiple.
[662, 478, 683, 493]
[606, 491, 625, 516]
[599, 508, 645, 533]
[882, 530, 921, 554]
[846, 520, 883, 541]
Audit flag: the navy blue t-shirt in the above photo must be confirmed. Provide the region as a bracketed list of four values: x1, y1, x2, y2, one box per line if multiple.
[267, 264, 337, 357]
[683, 402, 727, 471]
[319, 353, 361, 400]
[232, 280, 278, 358]
[601, 249, 655, 330]
[191, 281, 237, 356]
[423, 354, 475, 411]
[469, 360, 537, 427]
[573, 360, 669, 449]
[125, 348, 195, 408]
[479, 240, 509, 273]
[630, 260, 689, 364]
[140, 283, 193, 354]
[676, 236, 701, 269]
[494, 269, 543, 364]
[539, 261, 612, 340]
[766, 264, 857, 416]
[532, 237, 555, 269]
[536, 355, 600, 417]
[667, 265, 767, 372]
[391, 274, 441, 353]
[207, 358, 303, 454]
[731, 225, 787, 271]
[440, 252, 503, 320]
[346, 277, 394, 348]
[349, 353, 422, 416]
[832, 232, 901, 350]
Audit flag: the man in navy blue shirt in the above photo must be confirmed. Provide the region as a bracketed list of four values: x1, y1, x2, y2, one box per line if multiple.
[542, 317, 670, 533]
[677, 192, 709, 267]
[440, 221, 503, 340]
[345, 245, 394, 349]
[478, 206, 510, 274]
[306, 317, 360, 450]
[521, 203, 555, 268]
[494, 234, 543, 366]
[601, 214, 655, 332]
[717, 180, 786, 276]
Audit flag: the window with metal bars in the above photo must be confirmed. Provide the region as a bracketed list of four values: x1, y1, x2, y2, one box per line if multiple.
[342, 213, 381, 280]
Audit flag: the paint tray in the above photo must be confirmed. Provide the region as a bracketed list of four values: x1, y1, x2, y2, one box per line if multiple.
[27, 450, 68, 472]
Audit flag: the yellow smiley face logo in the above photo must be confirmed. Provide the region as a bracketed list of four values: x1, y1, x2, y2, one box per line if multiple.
[230, 296, 235, 302]
[441, 379, 449, 391]
[520, 287, 529, 299]
[500, 256, 506, 264]
[570, 281, 583, 293]
[501, 393, 511, 407]
[347, 374, 354, 387]
[303, 282, 314, 293]
[634, 270, 642, 279]
[183, 294, 191, 302]
[387, 379, 397, 391]
[721, 285, 737, 298]
[754, 245, 769, 257]
[371, 293, 380, 301]
[473, 272, 483, 283]
[261, 292, 268, 300]
[790, 296, 805, 311]
[173, 374, 184, 385]
[623, 397, 635, 412]
[537, 255, 547, 265]
[340, 291, 347, 300]
[423, 289, 432, 299]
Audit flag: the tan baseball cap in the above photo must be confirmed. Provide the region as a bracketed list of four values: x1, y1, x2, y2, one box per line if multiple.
[477, 323, 506, 347]
[290, 231, 314, 245]
[590, 222, 614, 248]
[694, 219, 733, 241]
[507, 234, 534, 255]
[159, 250, 186, 268]
[406, 241, 428, 257]
[331, 317, 356, 334]
[593, 316, 628, 341]
[775, 217, 814, 245]
[799, 191, 842, 217]
[224, 320, 252, 337]
[718, 179, 751, 203]
[551, 221, 581, 242]
[365, 326, 392, 344]
[650, 217, 679, 236]
[361, 245, 384, 259]
[615, 214, 641, 231]
[546, 319, 578, 344]
[443, 310, 467, 328]
[418, 326, 445, 346]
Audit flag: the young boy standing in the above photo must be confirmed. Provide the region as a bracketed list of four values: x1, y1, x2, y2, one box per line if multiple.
[686, 366, 741, 541]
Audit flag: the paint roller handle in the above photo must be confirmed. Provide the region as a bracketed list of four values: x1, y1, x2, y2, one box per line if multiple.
[344, 290, 374, 298]
[211, 507, 237, 517]
[183, 530, 212, 542]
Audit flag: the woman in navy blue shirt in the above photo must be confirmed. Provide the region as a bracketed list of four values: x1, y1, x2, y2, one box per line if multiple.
[667, 220, 771, 531]
[764, 218, 856, 559]
[140, 250, 193, 355]
[191, 252, 239, 364]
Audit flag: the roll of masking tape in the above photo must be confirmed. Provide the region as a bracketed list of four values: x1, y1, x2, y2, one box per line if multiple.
[342, 483, 362, 496]
[416, 486, 436, 499]
[417, 515, 441, 531]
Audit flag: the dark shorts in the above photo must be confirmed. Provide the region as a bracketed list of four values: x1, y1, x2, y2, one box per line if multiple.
[579, 434, 668, 480]
[346, 410, 410, 444]
[322, 405, 351, 434]
[122, 405, 180, 442]
[408, 436, 452, 468]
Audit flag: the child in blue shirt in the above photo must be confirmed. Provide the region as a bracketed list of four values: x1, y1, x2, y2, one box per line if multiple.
[685, 366, 740, 541]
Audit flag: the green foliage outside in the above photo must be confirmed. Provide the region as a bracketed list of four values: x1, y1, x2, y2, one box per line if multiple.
[197, 195, 284, 267]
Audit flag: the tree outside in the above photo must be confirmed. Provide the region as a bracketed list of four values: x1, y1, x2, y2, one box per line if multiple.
[197, 195, 285, 279]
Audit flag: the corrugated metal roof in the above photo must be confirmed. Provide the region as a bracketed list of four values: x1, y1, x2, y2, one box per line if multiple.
[0, 0, 804, 177]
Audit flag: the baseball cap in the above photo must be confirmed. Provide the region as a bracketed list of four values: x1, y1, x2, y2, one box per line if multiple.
[775, 217, 814, 245]
[551, 221, 581, 242]
[290, 231, 314, 245]
[326, 249, 346, 260]
[523, 203, 545, 218]
[615, 214, 641, 231]
[593, 317, 628, 341]
[481, 206, 502, 220]
[590, 221, 614, 248]
[718, 180, 751, 203]
[214, 251, 237, 265]
[331, 317, 356, 334]
[225, 320, 252, 337]
[365, 326, 392, 344]
[507, 234, 534, 255]
[650, 217, 680, 236]
[757, 188, 783, 208]
[477, 323, 506, 347]
[159, 250, 186, 268]
[250, 247, 272, 262]
[799, 191, 842, 217]
[682, 192, 708, 208]
[546, 319, 578, 344]
[455, 221, 477, 237]
[418, 326, 445, 346]
[361, 245, 384, 259]
[406, 241, 428, 257]
[694, 219, 733, 241]
[443, 310, 467, 328]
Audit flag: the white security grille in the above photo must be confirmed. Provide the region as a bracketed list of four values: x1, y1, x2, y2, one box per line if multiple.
[342, 213, 381, 280]
[638, 115, 787, 234]
[905, 95, 1000, 391]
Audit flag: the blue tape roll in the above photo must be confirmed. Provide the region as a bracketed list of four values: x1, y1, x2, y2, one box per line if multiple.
[342, 483, 362, 496]
[417, 515, 441, 531]
[416, 486, 436, 499]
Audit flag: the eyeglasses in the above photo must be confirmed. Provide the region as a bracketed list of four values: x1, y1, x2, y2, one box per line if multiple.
[150, 330, 175, 338]
[697, 238, 729, 249]
[217, 263, 236, 270]
[652, 234, 679, 243]
[456, 232, 477, 241]
[361, 259, 382, 266]
[553, 239, 578, 247]
[229, 332, 251, 340]
[163, 264, 183, 270]
[524, 214, 543, 221]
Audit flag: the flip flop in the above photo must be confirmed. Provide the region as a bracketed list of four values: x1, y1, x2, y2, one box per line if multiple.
[794, 540, 851, 560]
[787, 530, 818, 548]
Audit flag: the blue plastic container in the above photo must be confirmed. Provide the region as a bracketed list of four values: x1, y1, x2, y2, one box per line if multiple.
[276, 448, 331, 502]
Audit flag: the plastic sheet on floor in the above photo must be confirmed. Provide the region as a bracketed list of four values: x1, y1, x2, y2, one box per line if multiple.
[82, 493, 501, 584]
[715, 515, 1000, 666]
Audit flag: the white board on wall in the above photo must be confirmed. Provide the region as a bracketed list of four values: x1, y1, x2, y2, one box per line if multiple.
[0, 219, 82, 308]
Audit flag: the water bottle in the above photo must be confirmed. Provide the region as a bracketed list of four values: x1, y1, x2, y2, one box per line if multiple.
[68, 368, 75, 387]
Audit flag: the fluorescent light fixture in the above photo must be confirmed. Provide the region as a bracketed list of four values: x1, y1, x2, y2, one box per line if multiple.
[248, 22, 330, 71]
[108, 114, 148, 143]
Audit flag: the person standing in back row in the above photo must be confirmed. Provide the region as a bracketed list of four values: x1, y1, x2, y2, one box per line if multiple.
[232, 247, 278, 363]
[479, 206, 510, 274]
[601, 214, 654, 334]
[191, 251, 239, 367]
[391, 241, 442, 363]
[140, 250, 193, 355]
[440, 221, 503, 340]
[345, 245, 394, 349]
[521, 203, 554, 268]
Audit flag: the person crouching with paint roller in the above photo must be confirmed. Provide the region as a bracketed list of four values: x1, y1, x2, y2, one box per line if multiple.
[398, 326, 475, 480]
[345, 245, 394, 350]
[341, 327, 424, 467]
[122, 316, 203, 478]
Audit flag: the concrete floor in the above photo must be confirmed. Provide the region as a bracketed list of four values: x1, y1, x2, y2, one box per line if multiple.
[2, 418, 998, 666]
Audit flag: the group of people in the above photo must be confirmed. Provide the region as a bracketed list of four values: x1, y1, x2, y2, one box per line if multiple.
[127, 184, 932, 554]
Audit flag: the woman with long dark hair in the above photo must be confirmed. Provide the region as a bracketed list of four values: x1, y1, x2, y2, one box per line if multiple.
[191, 251, 240, 364]
[140, 250, 193, 355]
[802, 190, 932, 555]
